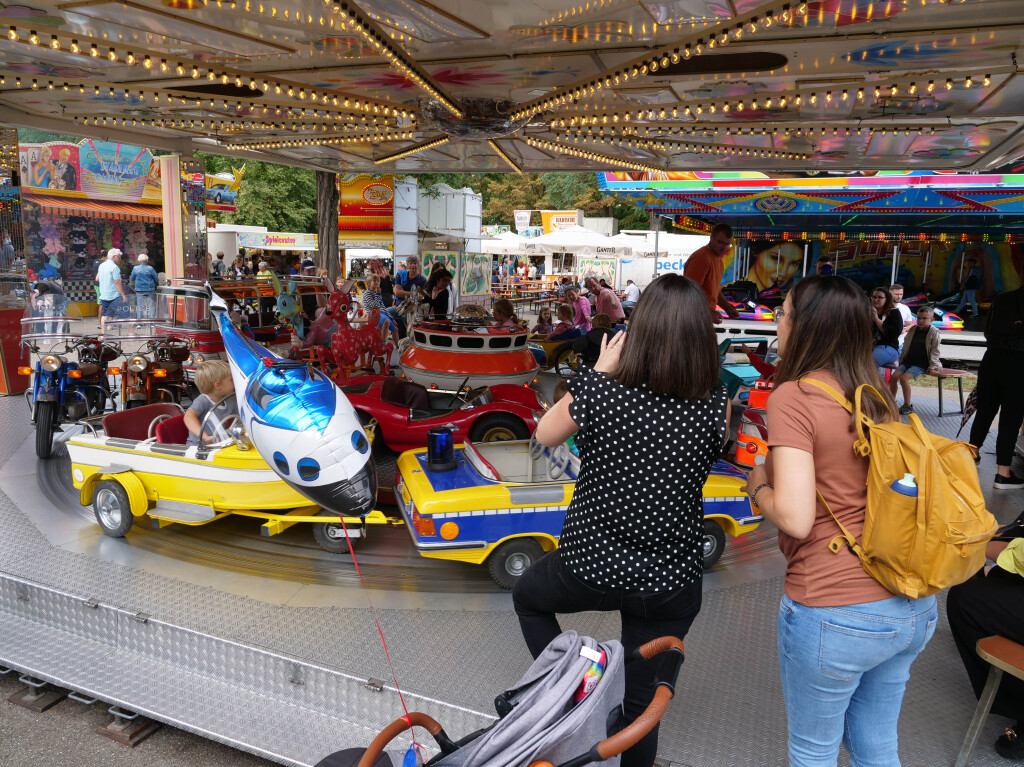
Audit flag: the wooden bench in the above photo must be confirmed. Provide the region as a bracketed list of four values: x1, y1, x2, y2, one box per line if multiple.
[955, 635, 1024, 767]
[936, 367, 969, 417]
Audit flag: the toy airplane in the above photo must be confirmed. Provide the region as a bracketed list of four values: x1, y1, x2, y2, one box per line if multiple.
[211, 292, 377, 517]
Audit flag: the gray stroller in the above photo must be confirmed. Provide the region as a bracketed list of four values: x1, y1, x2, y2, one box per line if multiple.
[315, 631, 684, 767]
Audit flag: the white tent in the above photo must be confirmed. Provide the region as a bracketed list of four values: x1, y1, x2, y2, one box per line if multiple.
[608, 233, 666, 258]
[528, 225, 633, 257]
[480, 231, 525, 255]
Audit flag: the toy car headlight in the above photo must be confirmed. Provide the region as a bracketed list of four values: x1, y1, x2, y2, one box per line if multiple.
[228, 423, 252, 450]
[190, 353, 205, 365]
[40, 354, 62, 372]
[128, 355, 148, 373]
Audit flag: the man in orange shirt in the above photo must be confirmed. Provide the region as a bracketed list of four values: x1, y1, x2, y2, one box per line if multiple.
[684, 223, 740, 324]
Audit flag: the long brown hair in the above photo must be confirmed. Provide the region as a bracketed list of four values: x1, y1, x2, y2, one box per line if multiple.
[776, 276, 895, 422]
[871, 285, 894, 318]
[611, 273, 719, 400]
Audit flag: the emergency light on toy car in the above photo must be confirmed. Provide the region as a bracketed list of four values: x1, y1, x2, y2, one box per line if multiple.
[426, 426, 457, 472]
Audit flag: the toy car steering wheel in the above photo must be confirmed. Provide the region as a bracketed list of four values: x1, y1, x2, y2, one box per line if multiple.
[547, 443, 571, 480]
[529, 433, 545, 461]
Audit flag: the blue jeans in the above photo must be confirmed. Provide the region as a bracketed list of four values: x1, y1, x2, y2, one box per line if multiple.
[872, 344, 899, 367]
[955, 290, 978, 315]
[777, 594, 937, 766]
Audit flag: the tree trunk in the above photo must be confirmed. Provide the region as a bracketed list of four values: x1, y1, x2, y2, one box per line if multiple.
[316, 170, 340, 281]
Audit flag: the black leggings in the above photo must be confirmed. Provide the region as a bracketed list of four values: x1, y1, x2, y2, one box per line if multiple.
[512, 550, 702, 767]
[969, 350, 1024, 467]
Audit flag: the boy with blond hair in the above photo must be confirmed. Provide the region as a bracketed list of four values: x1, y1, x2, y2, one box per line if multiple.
[184, 360, 237, 446]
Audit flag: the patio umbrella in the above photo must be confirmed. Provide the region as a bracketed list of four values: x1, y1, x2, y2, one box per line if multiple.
[956, 384, 979, 438]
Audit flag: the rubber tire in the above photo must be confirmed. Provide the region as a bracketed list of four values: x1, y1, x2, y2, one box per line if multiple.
[552, 344, 581, 378]
[313, 516, 364, 553]
[469, 413, 530, 443]
[35, 401, 56, 459]
[92, 479, 134, 537]
[487, 538, 544, 589]
[702, 519, 727, 570]
[214, 193, 222, 203]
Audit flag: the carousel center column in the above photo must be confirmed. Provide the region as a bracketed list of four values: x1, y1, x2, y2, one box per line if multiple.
[160, 154, 208, 281]
[0, 126, 30, 395]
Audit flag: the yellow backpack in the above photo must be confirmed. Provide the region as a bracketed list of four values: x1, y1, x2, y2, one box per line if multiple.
[802, 378, 998, 599]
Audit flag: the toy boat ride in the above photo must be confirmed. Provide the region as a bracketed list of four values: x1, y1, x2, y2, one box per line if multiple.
[399, 319, 541, 389]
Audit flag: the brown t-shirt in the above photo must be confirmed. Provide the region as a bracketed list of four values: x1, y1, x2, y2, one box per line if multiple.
[765, 371, 893, 607]
[683, 245, 724, 311]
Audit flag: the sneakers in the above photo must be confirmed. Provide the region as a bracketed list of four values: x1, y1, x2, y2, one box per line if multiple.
[997, 723, 1024, 760]
[898, 404, 915, 415]
[993, 473, 1024, 490]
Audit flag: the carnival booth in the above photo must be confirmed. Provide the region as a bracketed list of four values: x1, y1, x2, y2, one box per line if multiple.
[19, 139, 165, 313]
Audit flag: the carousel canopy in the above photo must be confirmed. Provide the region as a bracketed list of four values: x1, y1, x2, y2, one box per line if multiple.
[2, 1, 1024, 175]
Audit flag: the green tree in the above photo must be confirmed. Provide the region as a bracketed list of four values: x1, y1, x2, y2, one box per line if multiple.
[198, 154, 316, 232]
[481, 174, 544, 225]
[538, 172, 615, 216]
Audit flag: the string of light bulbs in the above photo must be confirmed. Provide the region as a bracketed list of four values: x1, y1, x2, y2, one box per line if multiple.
[559, 123, 954, 139]
[524, 136, 662, 173]
[558, 131, 810, 160]
[373, 135, 450, 163]
[229, 131, 418, 149]
[511, 0, 811, 119]
[548, 70, 1006, 126]
[487, 140, 523, 173]
[329, 0, 462, 117]
[2, 21, 404, 117]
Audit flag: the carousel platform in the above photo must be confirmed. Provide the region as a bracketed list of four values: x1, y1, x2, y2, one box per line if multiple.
[0, 386, 1021, 767]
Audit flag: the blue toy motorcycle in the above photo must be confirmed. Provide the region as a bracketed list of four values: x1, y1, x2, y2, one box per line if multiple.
[20, 330, 120, 458]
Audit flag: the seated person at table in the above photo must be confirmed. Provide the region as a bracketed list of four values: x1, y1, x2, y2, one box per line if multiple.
[572, 313, 616, 366]
[184, 361, 238, 447]
[888, 304, 941, 416]
[621, 279, 641, 312]
[530, 306, 554, 336]
[549, 304, 580, 341]
[948, 528, 1024, 760]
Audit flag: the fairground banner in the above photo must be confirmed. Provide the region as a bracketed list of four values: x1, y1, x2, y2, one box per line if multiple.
[339, 174, 394, 245]
[20, 139, 162, 203]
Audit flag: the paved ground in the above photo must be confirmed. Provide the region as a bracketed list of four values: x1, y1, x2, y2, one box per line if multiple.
[1, 372, 1022, 766]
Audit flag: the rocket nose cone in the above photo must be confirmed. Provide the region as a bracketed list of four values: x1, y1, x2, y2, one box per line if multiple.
[288, 459, 377, 517]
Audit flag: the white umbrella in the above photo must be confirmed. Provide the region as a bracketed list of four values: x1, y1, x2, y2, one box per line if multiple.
[608, 233, 665, 258]
[528, 226, 632, 257]
[480, 231, 525, 255]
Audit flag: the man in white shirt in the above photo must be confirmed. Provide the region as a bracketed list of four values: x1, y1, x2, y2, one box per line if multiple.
[890, 283, 915, 350]
[97, 248, 127, 335]
[621, 280, 641, 313]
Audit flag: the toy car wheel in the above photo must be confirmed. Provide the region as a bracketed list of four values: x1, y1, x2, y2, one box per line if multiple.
[93, 480, 134, 537]
[313, 517, 364, 553]
[214, 193, 222, 203]
[469, 413, 530, 443]
[487, 538, 544, 589]
[35, 401, 56, 459]
[552, 345, 581, 378]
[702, 520, 726, 570]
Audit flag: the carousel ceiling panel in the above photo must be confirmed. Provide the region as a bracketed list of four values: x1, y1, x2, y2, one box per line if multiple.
[62, 3, 294, 57]
[0, 0, 1023, 173]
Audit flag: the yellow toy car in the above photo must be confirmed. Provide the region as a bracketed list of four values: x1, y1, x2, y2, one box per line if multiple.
[66, 400, 399, 551]
[395, 437, 762, 588]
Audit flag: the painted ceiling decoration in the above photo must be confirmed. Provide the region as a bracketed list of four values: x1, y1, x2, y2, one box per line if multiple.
[0, 0, 1022, 174]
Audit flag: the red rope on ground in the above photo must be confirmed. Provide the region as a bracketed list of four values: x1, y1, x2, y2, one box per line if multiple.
[338, 514, 425, 755]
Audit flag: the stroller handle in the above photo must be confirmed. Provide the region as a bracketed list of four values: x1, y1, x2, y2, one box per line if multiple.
[357, 712, 447, 767]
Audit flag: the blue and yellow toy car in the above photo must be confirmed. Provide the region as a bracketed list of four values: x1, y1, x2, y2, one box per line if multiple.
[395, 438, 761, 588]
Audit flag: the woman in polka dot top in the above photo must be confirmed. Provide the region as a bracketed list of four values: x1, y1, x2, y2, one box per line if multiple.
[513, 273, 728, 767]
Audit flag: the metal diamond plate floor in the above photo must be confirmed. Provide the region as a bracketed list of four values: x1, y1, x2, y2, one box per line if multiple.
[1, 387, 1022, 767]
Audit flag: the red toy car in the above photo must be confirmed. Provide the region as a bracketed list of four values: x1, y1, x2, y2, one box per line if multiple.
[339, 377, 545, 454]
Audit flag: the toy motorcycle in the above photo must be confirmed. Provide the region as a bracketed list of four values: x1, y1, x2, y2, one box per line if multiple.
[19, 335, 121, 458]
[114, 336, 191, 409]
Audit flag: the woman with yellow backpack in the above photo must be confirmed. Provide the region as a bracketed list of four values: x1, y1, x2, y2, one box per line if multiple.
[744, 276, 941, 766]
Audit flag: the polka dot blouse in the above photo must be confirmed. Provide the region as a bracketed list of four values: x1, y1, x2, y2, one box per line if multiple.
[562, 369, 728, 591]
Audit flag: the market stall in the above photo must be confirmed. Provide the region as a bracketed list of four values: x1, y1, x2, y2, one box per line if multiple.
[19, 139, 164, 311]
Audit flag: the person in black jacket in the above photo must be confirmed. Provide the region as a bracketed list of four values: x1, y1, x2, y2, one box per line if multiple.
[572, 313, 616, 366]
[970, 286, 1024, 489]
[870, 286, 902, 367]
